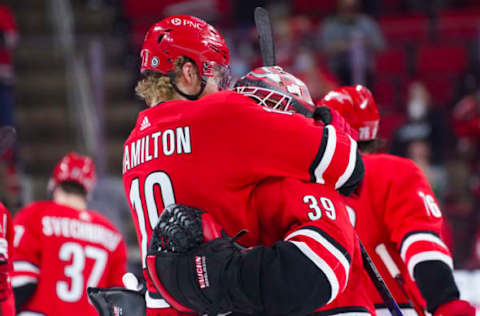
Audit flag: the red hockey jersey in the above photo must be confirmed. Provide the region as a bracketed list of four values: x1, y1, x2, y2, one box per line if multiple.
[0, 202, 15, 316]
[251, 178, 374, 315]
[12, 201, 127, 316]
[347, 153, 451, 316]
[122, 90, 360, 311]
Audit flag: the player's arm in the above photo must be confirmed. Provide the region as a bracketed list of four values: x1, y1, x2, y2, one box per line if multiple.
[146, 184, 354, 315]
[221, 93, 364, 195]
[253, 179, 355, 313]
[384, 159, 462, 314]
[11, 205, 41, 310]
[0, 204, 15, 316]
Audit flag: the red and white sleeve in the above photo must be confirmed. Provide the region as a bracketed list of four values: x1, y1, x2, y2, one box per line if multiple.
[11, 207, 41, 289]
[385, 158, 452, 279]
[284, 224, 352, 303]
[226, 93, 363, 193]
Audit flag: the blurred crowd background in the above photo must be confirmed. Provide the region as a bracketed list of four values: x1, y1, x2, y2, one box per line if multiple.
[0, 0, 480, 273]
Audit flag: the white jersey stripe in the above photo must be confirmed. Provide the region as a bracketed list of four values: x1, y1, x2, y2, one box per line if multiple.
[285, 228, 350, 286]
[335, 136, 357, 189]
[314, 125, 337, 184]
[400, 233, 448, 262]
[326, 313, 371, 316]
[18, 312, 46, 316]
[376, 307, 418, 316]
[13, 261, 40, 274]
[407, 251, 453, 279]
[12, 275, 38, 288]
[289, 241, 339, 303]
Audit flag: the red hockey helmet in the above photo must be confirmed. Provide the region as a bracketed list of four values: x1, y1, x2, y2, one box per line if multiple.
[49, 152, 96, 193]
[140, 15, 231, 90]
[319, 85, 380, 141]
[234, 66, 315, 116]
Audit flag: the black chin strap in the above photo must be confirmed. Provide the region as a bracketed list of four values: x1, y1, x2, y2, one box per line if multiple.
[169, 72, 207, 101]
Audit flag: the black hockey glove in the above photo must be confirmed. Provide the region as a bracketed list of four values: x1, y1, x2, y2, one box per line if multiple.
[312, 106, 333, 124]
[146, 204, 257, 315]
[87, 287, 146, 316]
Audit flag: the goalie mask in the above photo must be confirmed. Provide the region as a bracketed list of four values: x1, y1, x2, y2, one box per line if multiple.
[234, 66, 314, 116]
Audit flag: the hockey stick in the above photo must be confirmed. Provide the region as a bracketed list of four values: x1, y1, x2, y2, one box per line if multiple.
[359, 239, 404, 316]
[254, 7, 276, 67]
[254, 7, 314, 117]
[0, 126, 16, 155]
[376, 244, 426, 316]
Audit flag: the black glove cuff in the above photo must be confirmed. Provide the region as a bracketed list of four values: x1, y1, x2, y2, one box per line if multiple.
[414, 261, 459, 313]
[313, 106, 332, 124]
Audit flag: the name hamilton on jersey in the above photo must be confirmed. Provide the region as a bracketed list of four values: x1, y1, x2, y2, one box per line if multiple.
[123, 125, 191, 174]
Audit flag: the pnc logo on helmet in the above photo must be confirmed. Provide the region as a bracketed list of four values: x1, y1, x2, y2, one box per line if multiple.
[170, 17, 202, 29]
[171, 18, 182, 26]
[151, 57, 159, 67]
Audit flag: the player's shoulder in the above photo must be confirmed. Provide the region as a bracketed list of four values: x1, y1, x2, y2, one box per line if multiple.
[197, 90, 258, 113]
[0, 202, 11, 219]
[14, 201, 54, 223]
[125, 91, 253, 140]
[203, 90, 252, 103]
[17, 200, 54, 214]
[274, 177, 340, 198]
[364, 153, 420, 172]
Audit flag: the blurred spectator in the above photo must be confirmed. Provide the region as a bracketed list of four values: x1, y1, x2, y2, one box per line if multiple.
[317, 0, 385, 87]
[0, 4, 17, 127]
[0, 4, 19, 210]
[449, 83, 480, 268]
[390, 81, 450, 166]
[452, 83, 480, 143]
[444, 158, 477, 266]
[289, 46, 339, 101]
[406, 139, 447, 198]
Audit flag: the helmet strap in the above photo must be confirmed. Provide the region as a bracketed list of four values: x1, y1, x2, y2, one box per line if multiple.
[169, 72, 207, 101]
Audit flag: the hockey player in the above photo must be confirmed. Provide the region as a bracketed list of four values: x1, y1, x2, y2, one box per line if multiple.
[146, 67, 374, 315]
[12, 153, 127, 315]
[233, 67, 373, 315]
[0, 202, 15, 316]
[123, 15, 364, 315]
[317, 86, 476, 316]
[0, 127, 16, 316]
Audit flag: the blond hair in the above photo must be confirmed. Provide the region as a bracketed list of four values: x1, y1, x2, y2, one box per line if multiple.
[135, 57, 197, 105]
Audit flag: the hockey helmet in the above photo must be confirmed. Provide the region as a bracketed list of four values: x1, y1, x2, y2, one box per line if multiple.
[234, 66, 315, 116]
[140, 15, 231, 90]
[319, 85, 380, 141]
[49, 152, 96, 193]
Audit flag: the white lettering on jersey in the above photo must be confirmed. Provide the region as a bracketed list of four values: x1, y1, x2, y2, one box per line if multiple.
[123, 126, 191, 173]
[41, 216, 122, 251]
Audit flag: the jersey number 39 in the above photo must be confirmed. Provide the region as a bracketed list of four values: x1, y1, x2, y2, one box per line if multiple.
[303, 195, 336, 221]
